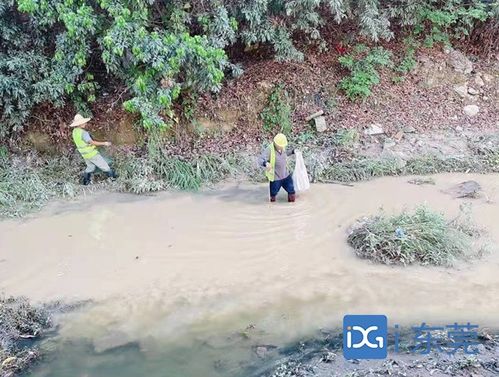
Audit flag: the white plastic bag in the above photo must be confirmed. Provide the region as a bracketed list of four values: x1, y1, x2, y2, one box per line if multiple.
[292, 150, 310, 192]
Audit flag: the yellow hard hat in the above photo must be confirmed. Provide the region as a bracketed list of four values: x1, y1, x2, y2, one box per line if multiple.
[273, 133, 288, 148]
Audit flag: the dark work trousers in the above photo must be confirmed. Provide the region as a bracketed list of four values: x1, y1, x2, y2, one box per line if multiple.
[269, 174, 295, 197]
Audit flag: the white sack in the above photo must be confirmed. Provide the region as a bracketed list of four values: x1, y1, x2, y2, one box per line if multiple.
[292, 150, 310, 192]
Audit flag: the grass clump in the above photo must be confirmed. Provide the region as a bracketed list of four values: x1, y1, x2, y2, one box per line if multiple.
[338, 44, 392, 100]
[314, 150, 499, 184]
[347, 206, 480, 266]
[0, 154, 82, 217]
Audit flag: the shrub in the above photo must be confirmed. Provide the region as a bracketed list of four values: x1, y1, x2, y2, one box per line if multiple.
[395, 37, 418, 75]
[260, 84, 292, 134]
[338, 45, 392, 100]
[1, 1, 496, 135]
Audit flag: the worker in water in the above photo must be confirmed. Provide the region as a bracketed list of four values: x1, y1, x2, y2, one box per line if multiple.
[259, 133, 296, 202]
[69, 113, 117, 185]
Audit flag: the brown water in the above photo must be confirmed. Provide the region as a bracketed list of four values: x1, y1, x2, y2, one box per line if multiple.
[1, 173, 499, 376]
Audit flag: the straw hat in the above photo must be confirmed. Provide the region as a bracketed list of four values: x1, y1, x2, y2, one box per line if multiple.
[69, 113, 91, 128]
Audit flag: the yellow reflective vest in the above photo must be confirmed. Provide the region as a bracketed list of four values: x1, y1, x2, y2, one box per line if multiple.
[264, 144, 276, 182]
[72, 127, 98, 160]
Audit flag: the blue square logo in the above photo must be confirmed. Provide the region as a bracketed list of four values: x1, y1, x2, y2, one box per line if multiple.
[343, 315, 388, 359]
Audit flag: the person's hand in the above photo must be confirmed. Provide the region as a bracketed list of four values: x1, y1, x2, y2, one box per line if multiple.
[104, 141, 112, 147]
[265, 162, 272, 172]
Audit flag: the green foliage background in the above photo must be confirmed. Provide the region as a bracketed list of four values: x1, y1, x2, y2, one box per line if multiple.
[0, 0, 497, 136]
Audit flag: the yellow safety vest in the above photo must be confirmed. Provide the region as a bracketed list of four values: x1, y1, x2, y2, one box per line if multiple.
[72, 127, 98, 160]
[264, 144, 276, 182]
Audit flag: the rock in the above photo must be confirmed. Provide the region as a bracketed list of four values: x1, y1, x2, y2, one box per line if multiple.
[306, 110, 324, 122]
[456, 126, 463, 132]
[321, 351, 336, 363]
[257, 81, 273, 90]
[478, 331, 493, 341]
[312, 116, 327, 133]
[448, 48, 473, 74]
[394, 131, 405, 141]
[468, 87, 479, 95]
[254, 344, 277, 358]
[2, 357, 17, 367]
[446, 180, 481, 198]
[454, 83, 469, 98]
[463, 104, 480, 117]
[482, 73, 494, 83]
[364, 123, 384, 135]
[403, 125, 416, 133]
[383, 138, 396, 149]
[474, 75, 485, 87]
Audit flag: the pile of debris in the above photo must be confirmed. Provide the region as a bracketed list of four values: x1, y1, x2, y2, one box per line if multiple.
[0, 297, 51, 377]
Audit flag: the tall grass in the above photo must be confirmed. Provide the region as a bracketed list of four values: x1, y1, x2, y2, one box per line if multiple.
[347, 206, 481, 266]
[0, 154, 82, 217]
[311, 152, 499, 183]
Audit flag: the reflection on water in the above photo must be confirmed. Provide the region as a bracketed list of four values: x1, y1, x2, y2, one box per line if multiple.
[1, 173, 497, 376]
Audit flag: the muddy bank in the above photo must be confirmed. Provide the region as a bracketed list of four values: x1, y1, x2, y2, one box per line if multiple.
[2, 128, 498, 218]
[261, 330, 499, 377]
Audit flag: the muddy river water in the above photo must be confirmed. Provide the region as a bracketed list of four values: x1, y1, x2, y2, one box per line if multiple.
[1, 173, 498, 376]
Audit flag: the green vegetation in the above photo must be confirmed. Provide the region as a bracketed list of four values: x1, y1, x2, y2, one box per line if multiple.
[412, 0, 491, 47]
[315, 150, 499, 183]
[260, 84, 292, 134]
[332, 129, 359, 148]
[338, 45, 392, 100]
[0, 155, 81, 217]
[347, 206, 481, 266]
[1, 1, 496, 136]
[392, 37, 419, 83]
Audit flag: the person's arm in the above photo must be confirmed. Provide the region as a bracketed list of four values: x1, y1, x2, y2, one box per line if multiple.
[89, 140, 112, 147]
[258, 146, 271, 170]
[82, 130, 111, 147]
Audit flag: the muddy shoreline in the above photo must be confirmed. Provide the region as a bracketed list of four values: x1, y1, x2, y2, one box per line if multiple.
[258, 330, 499, 377]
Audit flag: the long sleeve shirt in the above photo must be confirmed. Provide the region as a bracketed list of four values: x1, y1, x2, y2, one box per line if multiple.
[259, 144, 294, 181]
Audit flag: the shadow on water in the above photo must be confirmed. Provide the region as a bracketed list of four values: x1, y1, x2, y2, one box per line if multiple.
[200, 184, 271, 206]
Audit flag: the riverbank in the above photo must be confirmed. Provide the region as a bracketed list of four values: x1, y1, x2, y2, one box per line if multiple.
[263, 330, 499, 377]
[1, 128, 498, 218]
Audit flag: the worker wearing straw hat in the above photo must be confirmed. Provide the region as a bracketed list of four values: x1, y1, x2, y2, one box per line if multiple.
[69, 113, 117, 185]
[259, 133, 296, 202]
